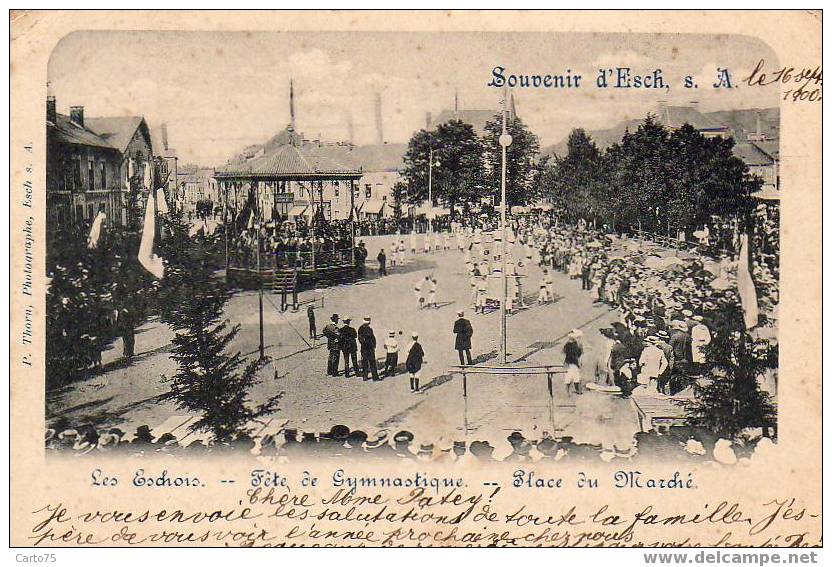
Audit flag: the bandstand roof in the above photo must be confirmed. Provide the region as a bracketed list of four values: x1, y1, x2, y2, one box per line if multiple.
[216, 142, 362, 180]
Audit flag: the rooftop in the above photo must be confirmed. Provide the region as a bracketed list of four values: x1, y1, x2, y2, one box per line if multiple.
[85, 116, 149, 153]
[217, 142, 362, 179]
[50, 113, 117, 151]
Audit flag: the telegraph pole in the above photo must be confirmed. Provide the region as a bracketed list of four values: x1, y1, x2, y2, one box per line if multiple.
[256, 183, 265, 360]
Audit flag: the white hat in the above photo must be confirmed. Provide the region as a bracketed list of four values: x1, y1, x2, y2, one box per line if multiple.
[364, 316, 371, 322]
[569, 329, 584, 338]
[411, 331, 419, 338]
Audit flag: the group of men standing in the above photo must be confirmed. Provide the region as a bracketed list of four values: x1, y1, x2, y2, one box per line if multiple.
[317, 310, 476, 393]
[321, 314, 381, 380]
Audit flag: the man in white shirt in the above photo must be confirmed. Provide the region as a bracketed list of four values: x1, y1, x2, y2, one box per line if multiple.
[638, 335, 669, 393]
[690, 314, 712, 365]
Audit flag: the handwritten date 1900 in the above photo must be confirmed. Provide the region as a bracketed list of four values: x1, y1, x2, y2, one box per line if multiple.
[745, 58, 822, 102]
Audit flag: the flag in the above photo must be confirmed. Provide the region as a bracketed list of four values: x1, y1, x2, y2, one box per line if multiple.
[138, 192, 165, 279]
[737, 233, 758, 329]
[143, 162, 153, 191]
[86, 211, 106, 249]
[247, 211, 255, 230]
[156, 188, 169, 215]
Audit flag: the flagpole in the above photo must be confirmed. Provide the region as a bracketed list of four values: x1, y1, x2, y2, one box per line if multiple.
[428, 147, 433, 235]
[498, 87, 513, 364]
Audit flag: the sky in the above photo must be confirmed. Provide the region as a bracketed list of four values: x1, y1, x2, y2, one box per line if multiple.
[48, 31, 780, 166]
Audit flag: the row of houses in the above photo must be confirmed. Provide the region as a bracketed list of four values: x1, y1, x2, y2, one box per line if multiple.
[46, 96, 154, 228]
[45, 95, 188, 232]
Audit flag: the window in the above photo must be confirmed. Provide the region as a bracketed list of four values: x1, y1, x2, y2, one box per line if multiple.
[88, 160, 95, 191]
[365, 184, 372, 199]
[74, 158, 82, 190]
[100, 162, 107, 190]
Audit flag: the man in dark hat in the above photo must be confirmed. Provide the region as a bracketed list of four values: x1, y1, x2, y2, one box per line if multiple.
[307, 304, 317, 340]
[377, 248, 387, 277]
[339, 317, 359, 377]
[358, 316, 379, 381]
[322, 314, 341, 376]
[453, 310, 474, 365]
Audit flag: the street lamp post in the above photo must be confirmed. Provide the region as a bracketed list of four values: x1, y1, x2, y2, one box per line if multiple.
[498, 88, 513, 364]
[427, 148, 440, 234]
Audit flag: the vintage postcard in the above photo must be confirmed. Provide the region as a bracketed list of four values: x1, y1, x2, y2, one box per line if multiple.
[9, 10, 822, 552]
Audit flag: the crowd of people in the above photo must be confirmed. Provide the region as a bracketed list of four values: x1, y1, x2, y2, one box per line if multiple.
[47, 421, 757, 464]
[230, 219, 356, 270]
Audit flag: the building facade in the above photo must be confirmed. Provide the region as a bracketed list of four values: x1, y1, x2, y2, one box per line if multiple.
[46, 97, 124, 229]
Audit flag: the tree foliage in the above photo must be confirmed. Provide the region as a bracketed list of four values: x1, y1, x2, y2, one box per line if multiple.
[398, 120, 484, 217]
[157, 212, 280, 443]
[46, 224, 153, 387]
[684, 302, 777, 439]
[542, 115, 761, 233]
[482, 113, 541, 206]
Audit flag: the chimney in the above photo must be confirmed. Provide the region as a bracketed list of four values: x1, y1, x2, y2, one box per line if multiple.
[289, 79, 296, 133]
[46, 95, 57, 124]
[347, 113, 355, 147]
[656, 100, 669, 126]
[161, 123, 169, 151]
[70, 105, 84, 127]
[374, 92, 384, 145]
[756, 111, 763, 140]
[425, 111, 432, 130]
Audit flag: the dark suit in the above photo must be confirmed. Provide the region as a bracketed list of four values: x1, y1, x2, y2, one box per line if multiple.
[453, 317, 473, 365]
[339, 324, 359, 377]
[357, 323, 379, 381]
[322, 322, 340, 375]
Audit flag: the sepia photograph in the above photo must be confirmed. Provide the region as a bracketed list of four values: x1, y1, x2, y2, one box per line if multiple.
[9, 8, 822, 553]
[42, 29, 782, 465]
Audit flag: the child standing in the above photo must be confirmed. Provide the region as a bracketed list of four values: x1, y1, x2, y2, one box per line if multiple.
[383, 330, 400, 377]
[406, 332, 425, 393]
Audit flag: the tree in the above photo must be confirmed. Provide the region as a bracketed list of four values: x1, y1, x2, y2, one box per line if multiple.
[399, 120, 484, 218]
[684, 302, 777, 439]
[158, 212, 280, 443]
[666, 124, 760, 234]
[482, 112, 540, 206]
[46, 222, 153, 388]
[543, 129, 606, 223]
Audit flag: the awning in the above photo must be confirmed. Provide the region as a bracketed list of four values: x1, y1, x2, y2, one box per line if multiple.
[362, 200, 385, 214]
[287, 205, 309, 217]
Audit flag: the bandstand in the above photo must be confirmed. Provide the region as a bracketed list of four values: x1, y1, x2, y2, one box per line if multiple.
[215, 138, 363, 292]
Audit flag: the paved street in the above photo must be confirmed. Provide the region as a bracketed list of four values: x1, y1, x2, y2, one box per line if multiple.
[47, 234, 639, 450]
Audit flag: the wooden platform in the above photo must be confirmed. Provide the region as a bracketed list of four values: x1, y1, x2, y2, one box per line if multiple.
[226, 263, 356, 290]
[631, 392, 692, 433]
